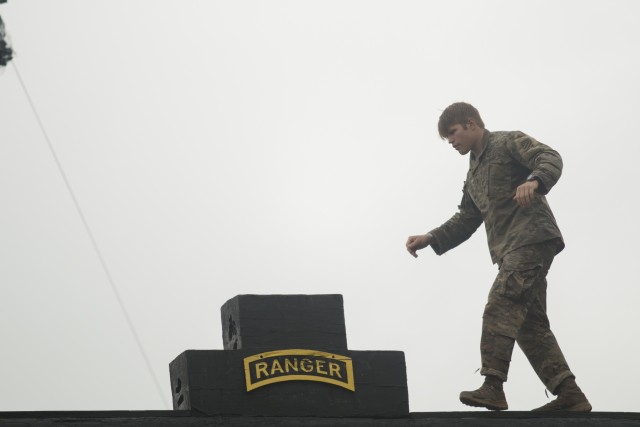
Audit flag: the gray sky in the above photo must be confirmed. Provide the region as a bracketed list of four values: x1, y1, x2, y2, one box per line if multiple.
[1, 0, 639, 413]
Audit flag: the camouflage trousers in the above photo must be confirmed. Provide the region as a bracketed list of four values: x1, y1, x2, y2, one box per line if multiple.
[480, 240, 574, 394]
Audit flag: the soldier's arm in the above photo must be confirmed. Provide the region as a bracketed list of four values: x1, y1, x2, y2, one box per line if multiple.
[507, 132, 563, 195]
[428, 182, 484, 255]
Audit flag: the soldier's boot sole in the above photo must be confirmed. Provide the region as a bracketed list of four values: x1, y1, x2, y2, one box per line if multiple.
[459, 390, 508, 411]
[564, 401, 593, 412]
[532, 397, 592, 412]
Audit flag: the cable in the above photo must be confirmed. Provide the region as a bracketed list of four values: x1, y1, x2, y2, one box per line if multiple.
[11, 61, 170, 410]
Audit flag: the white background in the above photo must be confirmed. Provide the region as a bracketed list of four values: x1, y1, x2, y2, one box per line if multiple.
[0, 0, 638, 412]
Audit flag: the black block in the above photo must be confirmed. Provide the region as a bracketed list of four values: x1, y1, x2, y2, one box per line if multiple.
[221, 295, 348, 351]
[169, 349, 409, 417]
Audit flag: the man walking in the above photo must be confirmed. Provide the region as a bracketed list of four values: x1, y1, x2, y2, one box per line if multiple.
[406, 102, 591, 411]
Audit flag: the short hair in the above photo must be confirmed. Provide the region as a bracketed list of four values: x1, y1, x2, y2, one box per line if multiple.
[438, 102, 485, 139]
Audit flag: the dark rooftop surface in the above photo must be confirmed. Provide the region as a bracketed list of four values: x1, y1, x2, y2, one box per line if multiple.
[1, 411, 640, 426]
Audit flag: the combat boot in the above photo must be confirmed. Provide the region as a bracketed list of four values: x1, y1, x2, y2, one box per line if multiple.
[532, 377, 592, 412]
[459, 376, 508, 411]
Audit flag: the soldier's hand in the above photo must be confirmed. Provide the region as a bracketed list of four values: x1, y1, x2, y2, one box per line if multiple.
[406, 233, 432, 258]
[513, 180, 539, 208]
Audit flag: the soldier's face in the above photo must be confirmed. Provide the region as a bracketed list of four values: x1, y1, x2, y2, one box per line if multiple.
[446, 122, 481, 155]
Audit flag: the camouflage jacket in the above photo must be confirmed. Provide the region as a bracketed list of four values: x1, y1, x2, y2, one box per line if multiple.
[429, 130, 564, 264]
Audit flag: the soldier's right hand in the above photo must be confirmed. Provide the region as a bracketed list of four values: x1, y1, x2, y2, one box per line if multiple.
[405, 233, 432, 258]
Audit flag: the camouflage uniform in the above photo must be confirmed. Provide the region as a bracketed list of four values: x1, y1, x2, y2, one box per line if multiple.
[428, 130, 574, 394]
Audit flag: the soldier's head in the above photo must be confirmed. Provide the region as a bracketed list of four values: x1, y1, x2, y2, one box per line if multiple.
[438, 102, 486, 156]
[438, 102, 485, 139]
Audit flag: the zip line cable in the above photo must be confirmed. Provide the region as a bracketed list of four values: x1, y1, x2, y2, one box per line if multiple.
[11, 61, 170, 410]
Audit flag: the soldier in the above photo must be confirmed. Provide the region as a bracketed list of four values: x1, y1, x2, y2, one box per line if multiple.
[406, 102, 591, 411]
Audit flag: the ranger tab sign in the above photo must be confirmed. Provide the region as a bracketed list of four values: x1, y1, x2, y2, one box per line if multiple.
[244, 349, 355, 392]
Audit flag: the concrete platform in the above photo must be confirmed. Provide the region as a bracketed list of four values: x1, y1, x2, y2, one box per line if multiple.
[1, 411, 640, 426]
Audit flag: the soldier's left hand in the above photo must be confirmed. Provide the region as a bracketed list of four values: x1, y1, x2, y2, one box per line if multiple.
[513, 180, 539, 208]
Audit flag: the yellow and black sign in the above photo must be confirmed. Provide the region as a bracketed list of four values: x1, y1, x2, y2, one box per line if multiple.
[244, 349, 355, 392]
